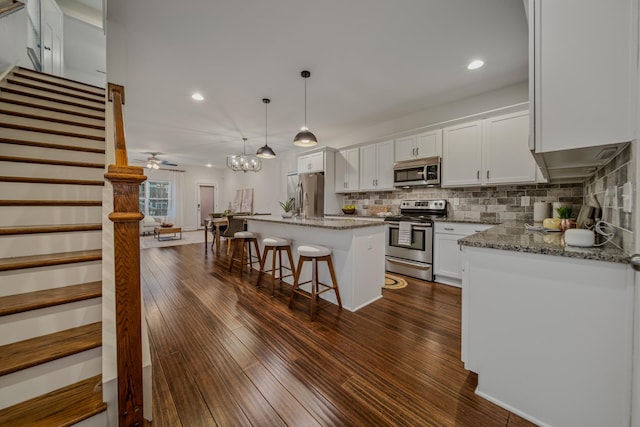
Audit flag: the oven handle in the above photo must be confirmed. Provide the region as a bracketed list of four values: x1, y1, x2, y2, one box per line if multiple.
[386, 257, 432, 270]
[387, 222, 431, 229]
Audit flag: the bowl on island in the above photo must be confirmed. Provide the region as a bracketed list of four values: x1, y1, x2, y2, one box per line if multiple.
[342, 207, 356, 215]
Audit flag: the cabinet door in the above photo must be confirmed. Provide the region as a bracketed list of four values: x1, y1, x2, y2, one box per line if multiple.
[483, 111, 536, 184]
[415, 130, 442, 159]
[359, 144, 378, 191]
[298, 151, 324, 174]
[532, 0, 635, 152]
[335, 148, 359, 192]
[297, 154, 309, 174]
[442, 121, 482, 187]
[375, 140, 394, 190]
[433, 233, 464, 284]
[344, 148, 360, 191]
[394, 136, 417, 161]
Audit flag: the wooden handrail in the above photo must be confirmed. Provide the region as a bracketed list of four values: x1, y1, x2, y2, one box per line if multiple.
[106, 82, 147, 427]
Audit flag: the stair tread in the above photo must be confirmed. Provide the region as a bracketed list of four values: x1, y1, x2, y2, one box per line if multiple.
[0, 105, 105, 130]
[7, 77, 104, 105]
[0, 322, 102, 376]
[0, 223, 102, 235]
[0, 120, 105, 141]
[0, 249, 102, 271]
[16, 67, 105, 95]
[0, 86, 105, 113]
[0, 176, 104, 186]
[0, 374, 106, 426]
[0, 93, 105, 120]
[0, 137, 106, 154]
[0, 200, 102, 206]
[0, 155, 104, 168]
[0, 281, 102, 316]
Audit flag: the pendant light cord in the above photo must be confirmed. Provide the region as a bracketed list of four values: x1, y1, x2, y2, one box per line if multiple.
[265, 100, 268, 144]
[304, 77, 307, 129]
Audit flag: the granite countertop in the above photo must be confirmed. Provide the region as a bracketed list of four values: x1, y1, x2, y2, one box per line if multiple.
[458, 221, 629, 264]
[244, 215, 385, 230]
[432, 218, 501, 225]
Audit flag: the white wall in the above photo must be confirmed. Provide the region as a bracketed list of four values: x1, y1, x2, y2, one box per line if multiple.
[0, 8, 31, 72]
[221, 156, 282, 216]
[64, 15, 106, 87]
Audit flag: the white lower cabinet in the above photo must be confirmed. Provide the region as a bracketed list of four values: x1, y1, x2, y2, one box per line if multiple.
[433, 222, 492, 287]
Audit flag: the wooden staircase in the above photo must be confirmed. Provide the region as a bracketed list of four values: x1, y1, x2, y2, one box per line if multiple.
[0, 67, 107, 425]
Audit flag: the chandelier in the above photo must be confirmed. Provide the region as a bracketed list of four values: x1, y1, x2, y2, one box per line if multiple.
[227, 138, 262, 172]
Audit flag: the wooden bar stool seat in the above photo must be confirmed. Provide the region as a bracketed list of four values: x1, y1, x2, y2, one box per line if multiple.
[256, 237, 296, 296]
[288, 244, 342, 320]
[228, 231, 261, 274]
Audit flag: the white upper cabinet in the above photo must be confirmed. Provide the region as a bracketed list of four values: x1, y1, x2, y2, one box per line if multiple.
[443, 112, 537, 187]
[530, 0, 636, 153]
[297, 151, 324, 174]
[442, 121, 483, 187]
[395, 130, 442, 162]
[334, 148, 359, 193]
[359, 140, 394, 191]
[482, 111, 536, 184]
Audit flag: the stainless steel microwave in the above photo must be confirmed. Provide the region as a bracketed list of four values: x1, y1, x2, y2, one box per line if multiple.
[393, 157, 441, 187]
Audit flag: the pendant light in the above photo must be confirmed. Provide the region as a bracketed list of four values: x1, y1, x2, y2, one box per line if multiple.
[256, 98, 276, 158]
[293, 70, 318, 147]
[227, 138, 262, 172]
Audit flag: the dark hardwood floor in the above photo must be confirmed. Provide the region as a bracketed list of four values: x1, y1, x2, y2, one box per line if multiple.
[141, 242, 535, 427]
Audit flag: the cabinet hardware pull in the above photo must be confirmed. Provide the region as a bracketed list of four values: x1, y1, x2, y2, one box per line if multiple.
[416, 147, 419, 156]
[476, 170, 480, 180]
[444, 227, 454, 231]
[631, 254, 640, 271]
[486, 170, 490, 179]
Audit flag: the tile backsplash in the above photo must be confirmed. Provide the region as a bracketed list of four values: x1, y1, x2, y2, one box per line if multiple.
[343, 183, 584, 223]
[583, 143, 634, 253]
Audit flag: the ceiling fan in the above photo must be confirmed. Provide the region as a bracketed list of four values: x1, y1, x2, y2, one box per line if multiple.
[133, 153, 178, 169]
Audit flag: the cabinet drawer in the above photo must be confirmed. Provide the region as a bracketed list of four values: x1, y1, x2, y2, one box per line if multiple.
[435, 222, 493, 236]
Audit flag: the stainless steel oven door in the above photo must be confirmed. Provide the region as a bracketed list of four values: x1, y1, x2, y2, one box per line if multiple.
[385, 222, 433, 264]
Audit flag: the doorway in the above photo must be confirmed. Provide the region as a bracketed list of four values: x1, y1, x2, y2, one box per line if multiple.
[197, 184, 216, 229]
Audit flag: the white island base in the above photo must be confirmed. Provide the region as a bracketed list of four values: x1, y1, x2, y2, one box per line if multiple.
[246, 217, 385, 311]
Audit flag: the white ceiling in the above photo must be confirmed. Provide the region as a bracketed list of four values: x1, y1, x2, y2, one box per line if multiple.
[106, 0, 528, 169]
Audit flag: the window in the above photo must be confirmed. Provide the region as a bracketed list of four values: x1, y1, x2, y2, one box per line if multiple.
[139, 181, 171, 218]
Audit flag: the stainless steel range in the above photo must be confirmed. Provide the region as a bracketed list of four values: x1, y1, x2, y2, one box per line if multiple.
[385, 199, 447, 281]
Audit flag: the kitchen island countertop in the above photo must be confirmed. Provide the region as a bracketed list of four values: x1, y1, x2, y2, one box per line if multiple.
[458, 221, 629, 264]
[245, 215, 384, 230]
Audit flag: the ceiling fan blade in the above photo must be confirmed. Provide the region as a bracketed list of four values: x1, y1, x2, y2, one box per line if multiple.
[160, 160, 178, 166]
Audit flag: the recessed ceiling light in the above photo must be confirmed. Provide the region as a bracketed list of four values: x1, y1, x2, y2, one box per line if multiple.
[206, 163, 212, 168]
[191, 92, 204, 101]
[467, 60, 485, 70]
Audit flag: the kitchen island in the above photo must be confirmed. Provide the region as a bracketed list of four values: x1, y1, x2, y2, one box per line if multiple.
[245, 215, 385, 311]
[458, 223, 633, 426]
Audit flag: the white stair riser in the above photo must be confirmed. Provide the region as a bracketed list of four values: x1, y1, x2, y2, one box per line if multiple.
[0, 113, 104, 139]
[73, 411, 108, 427]
[0, 205, 102, 227]
[0, 231, 102, 257]
[12, 70, 105, 97]
[8, 76, 105, 104]
[0, 92, 105, 118]
[0, 298, 101, 345]
[0, 260, 102, 297]
[0, 127, 105, 151]
[0, 143, 106, 164]
[1, 82, 104, 111]
[0, 348, 101, 410]
[0, 182, 103, 199]
[0, 162, 104, 181]
[0, 101, 105, 128]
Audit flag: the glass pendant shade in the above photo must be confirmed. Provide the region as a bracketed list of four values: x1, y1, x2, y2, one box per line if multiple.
[227, 138, 262, 172]
[293, 70, 317, 147]
[256, 98, 276, 159]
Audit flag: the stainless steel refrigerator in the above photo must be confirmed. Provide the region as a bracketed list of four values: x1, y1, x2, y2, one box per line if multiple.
[297, 172, 324, 218]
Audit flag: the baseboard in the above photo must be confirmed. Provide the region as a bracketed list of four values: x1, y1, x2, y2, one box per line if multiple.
[475, 387, 548, 427]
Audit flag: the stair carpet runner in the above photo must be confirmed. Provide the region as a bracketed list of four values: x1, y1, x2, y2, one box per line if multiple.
[0, 67, 107, 425]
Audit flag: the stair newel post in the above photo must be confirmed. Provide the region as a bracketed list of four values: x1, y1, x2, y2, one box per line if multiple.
[106, 83, 147, 427]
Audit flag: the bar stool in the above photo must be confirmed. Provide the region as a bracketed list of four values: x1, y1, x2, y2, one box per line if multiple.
[288, 244, 342, 320]
[228, 231, 261, 274]
[256, 237, 296, 296]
